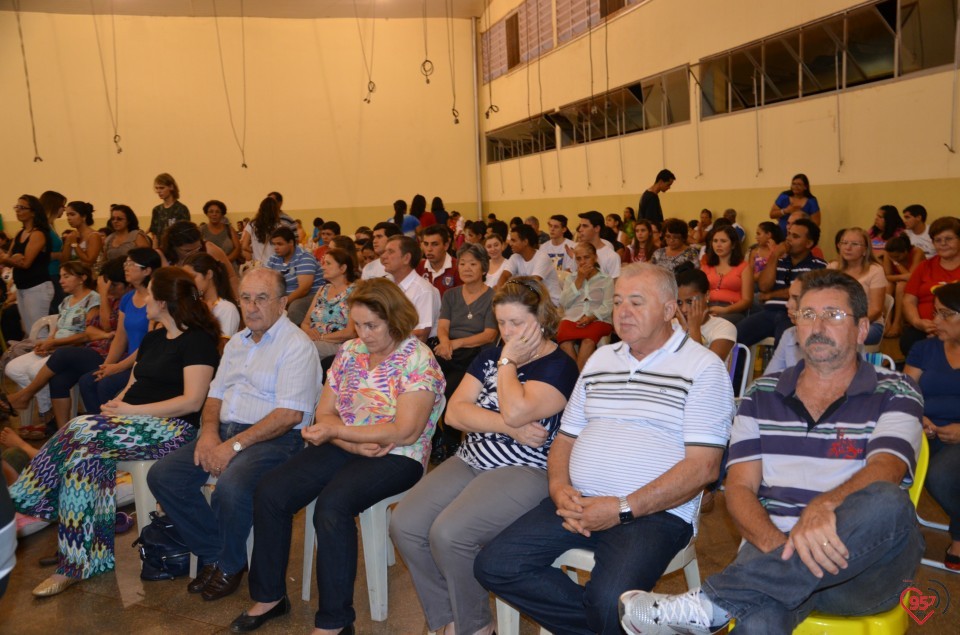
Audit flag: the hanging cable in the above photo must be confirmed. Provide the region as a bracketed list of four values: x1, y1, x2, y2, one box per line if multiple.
[445, 0, 459, 123]
[12, 0, 42, 162]
[602, 10, 624, 187]
[534, 0, 545, 192]
[90, 0, 122, 153]
[212, 0, 249, 167]
[584, 8, 594, 189]
[353, 0, 377, 103]
[420, 0, 434, 84]
[483, 1, 499, 119]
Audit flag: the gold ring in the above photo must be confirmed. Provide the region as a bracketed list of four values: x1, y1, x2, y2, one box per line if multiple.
[822, 541, 829, 547]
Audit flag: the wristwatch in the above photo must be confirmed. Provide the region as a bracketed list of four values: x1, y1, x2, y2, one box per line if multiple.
[232, 440, 244, 453]
[618, 496, 634, 524]
[498, 357, 517, 369]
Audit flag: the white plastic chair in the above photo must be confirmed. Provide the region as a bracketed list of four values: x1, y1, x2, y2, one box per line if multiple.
[495, 497, 704, 635]
[728, 343, 752, 400]
[301, 490, 407, 621]
[862, 294, 894, 355]
[15, 315, 81, 428]
[116, 459, 159, 538]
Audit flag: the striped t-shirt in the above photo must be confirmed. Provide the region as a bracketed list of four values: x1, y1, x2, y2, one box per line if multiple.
[457, 346, 580, 471]
[561, 327, 736, 525]
[728, 360, 923, 532]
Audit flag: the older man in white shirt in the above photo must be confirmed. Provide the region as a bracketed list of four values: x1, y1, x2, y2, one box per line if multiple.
[381, 235, 441, 341]
[148, 268, 321, 603]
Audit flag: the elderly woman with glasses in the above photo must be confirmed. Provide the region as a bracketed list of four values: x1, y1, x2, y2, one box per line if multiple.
[651, 219, 700, 273]
[901, 217, 960, 355]
[77, 247, 160, 416]
[905, 281, 960, 571]
[391, 277, 579, 635]
[231, 278, 445, 635]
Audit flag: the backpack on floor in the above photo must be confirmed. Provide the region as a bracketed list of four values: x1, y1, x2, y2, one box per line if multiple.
[132, 512, 191, 580]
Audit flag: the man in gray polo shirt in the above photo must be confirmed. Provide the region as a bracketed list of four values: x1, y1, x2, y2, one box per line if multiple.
[621, 269, 924, 634]
[475, 263, 735, 635]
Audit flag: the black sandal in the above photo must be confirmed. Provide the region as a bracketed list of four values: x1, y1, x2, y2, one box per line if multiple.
[0, 394, 17, 417]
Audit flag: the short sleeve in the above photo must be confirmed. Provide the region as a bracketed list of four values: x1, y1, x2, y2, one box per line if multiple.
[467, 347, 501, 382]
[400, 342, 446, 398]
[525, 350, 580, 399]
[182, 330, 220, 369]
[439, 289, 456, 322]
[119, 290, 134, 314]
[680, 356, 735, 448]
[905, 337, 932, 370]
[904, 260, 928, 298]
[726, 380, 767, 466]
[482, 291, 497, 330]
[806, 196, 820, 213]
[774, 193, 790, 208]
[865, 373, 923, 480]
[558, 373, 588, 438]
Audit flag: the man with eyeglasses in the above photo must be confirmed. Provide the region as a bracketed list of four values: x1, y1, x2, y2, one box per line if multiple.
[148, 268, 321, 602]
[620, 269, 924, 635]
[736, 217, 826, 348]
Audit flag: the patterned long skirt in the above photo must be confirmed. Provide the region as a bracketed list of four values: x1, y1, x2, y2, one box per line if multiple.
[9, 414, 195, 580]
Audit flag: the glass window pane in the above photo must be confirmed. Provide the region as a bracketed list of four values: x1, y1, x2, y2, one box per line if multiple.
[642, 79, 665, 129]
[763, 33, 800, 104]
[845, 4, 896, 88]
[663, 69, 690, 124]
[801, 18, 843, 97]
[699, 56, 729, 117]
[901, 0, 957, 74]
[730, 44, 763, 111]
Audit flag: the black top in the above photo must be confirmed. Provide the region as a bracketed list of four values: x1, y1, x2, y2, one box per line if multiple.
[638, 190, 663, 224]
[11, 229, 50, 290]
[125, 327, 220, 427]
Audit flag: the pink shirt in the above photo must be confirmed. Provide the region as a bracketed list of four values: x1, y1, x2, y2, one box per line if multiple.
[702, 259, 748, 304]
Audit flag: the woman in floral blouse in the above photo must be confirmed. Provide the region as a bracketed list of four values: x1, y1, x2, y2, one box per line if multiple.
[300, 248, 358, 360]
[232, 278, 445, 635]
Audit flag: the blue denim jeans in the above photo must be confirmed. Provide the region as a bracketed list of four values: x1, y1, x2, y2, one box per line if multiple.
[703, 482, 924, 634]
[926, 442, 960, 540]
[736, 306, 792, 347]
[78, 368, 130, 415]
[474, 496, 693, 635]
[248, 444, 423, 630]
[146, 422, 303, 575]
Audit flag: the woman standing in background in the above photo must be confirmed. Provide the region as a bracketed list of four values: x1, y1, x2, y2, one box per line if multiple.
[149, 173, 190, 245]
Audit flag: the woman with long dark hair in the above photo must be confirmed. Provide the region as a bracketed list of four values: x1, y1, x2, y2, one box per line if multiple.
[869, 205, 906, 256]
[769, 173, 821, 234]
[701, 225, 754, 324]
[62, 201, 103, 269]
[183, 252, 240, 336]
[628, 219, 656, 263]
[9, 267, 220, 597]
[1, 195, 52, 334]
[103, 204, 151, 261]
[241, 197, 283, 264]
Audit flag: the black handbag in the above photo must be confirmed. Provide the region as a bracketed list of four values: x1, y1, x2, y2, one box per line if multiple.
[132, 512, 191, 581]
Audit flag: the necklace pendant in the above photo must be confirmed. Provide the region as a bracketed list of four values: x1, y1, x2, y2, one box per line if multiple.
[467, 311, 473, 319]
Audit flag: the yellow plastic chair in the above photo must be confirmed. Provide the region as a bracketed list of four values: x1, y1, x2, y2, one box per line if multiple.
[791, 434, 929, 634]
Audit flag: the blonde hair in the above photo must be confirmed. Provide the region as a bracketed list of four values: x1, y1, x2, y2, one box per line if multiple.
[836, 227, 878, 272]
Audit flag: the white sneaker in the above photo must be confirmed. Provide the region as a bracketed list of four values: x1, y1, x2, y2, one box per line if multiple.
[619, 589, 728, 635]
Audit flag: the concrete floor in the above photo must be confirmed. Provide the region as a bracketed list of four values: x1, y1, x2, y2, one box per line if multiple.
[1, 337, 957, 634]
[0, 484, 957, 634]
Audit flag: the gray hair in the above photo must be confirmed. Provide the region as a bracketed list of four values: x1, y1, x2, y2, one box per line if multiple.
[241, 266, 286, 299]
[457, 242, 490, 274]
[619, 262, 678, 302]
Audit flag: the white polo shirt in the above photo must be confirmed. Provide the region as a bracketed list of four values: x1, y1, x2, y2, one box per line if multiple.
[397, 269, 441, 337]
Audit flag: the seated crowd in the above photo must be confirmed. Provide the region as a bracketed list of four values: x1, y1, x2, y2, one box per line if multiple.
[0, 172, 958, 635]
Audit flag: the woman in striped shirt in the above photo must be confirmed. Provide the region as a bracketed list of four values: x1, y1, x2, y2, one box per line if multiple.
[391, 277, 580, 635]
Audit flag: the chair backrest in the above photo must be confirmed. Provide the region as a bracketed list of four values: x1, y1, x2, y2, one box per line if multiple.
[862, 351, 896, 370]
[728, 343, 752, 399]
[909, 433, 930, 508]
[28, 314, 59, 341]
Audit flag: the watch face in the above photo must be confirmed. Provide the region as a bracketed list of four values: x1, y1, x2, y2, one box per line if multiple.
[233, 441, 242, 452]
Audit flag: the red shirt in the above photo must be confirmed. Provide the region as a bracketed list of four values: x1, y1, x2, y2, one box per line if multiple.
[419, 211, 437, 228]
[417, 257, 461, 297]
[905, 256, 960, 319]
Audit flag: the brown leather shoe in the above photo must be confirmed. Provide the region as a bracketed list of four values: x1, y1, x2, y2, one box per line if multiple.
[188, 563, 218, 594]
[201, 566, 246, 601]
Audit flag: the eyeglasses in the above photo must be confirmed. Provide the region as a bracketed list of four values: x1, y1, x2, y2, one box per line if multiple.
[12, 205, 29, 211]
[837, 241, 864, 248]
[123, 260, 147, 269]
[932, 308, 960, 321]
[794, 308, 854, 324]
[933, 235, 958, 246]
[238, 294, 280, 308]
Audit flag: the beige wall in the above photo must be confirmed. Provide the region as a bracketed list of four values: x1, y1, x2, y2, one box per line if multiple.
[0, 11, 479, 232]
[479, 0, 960, 259]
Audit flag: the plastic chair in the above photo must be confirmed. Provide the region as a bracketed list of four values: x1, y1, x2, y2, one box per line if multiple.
[495, 497, 704, 635]
[749, 336, 776, 376]
[728, 343, 752, 399]
[791, 434, 930, 634]
[116, 459, 159, 538]
[301, 490, 407, 621]
[862, 352, 896, 371]
[862, 294, 894, 355]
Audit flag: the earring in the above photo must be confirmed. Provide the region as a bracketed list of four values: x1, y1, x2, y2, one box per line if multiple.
[540, 326, 545, 334]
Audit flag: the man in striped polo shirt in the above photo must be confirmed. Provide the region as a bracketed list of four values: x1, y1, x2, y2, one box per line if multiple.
[475, 263, 735, 635]
[620, 269, 925, 635]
